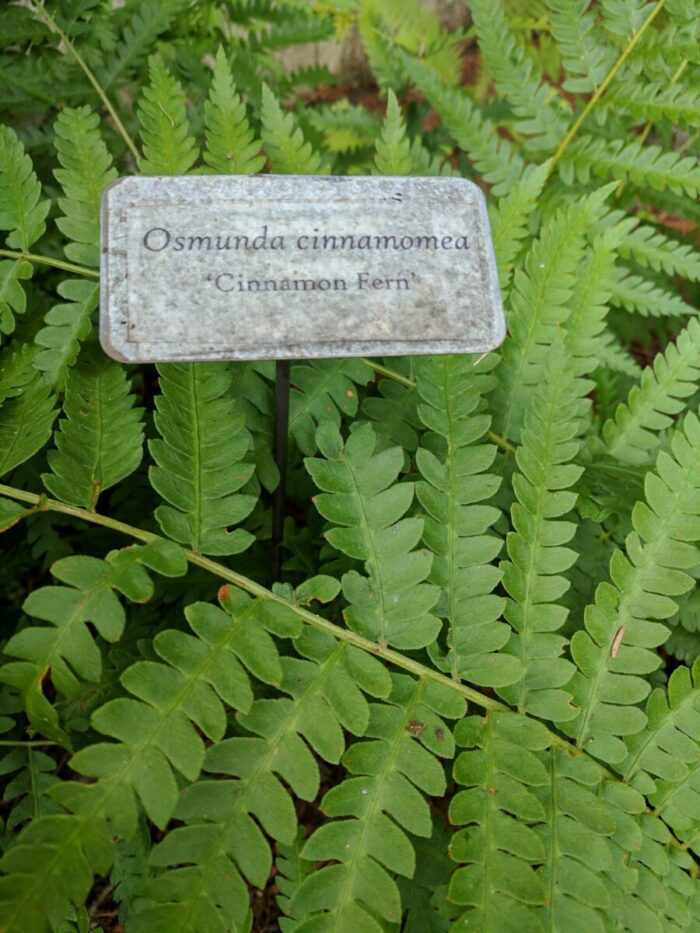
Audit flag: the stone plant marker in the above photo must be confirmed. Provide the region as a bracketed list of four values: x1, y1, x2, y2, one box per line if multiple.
[100, 174, 505, 576]
[100, 174, 505, 362]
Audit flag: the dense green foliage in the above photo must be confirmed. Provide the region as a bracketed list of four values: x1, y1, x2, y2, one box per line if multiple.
[0, 0, 699, 930]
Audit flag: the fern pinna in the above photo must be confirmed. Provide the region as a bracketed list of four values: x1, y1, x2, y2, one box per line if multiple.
[1, 2, 700, 931]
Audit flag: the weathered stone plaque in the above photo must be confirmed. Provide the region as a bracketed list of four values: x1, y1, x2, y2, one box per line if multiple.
[100, 175, 504, 362]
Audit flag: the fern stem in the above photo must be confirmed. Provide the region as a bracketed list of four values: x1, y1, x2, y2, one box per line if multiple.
[28, 1, 141, 164]
[362, 358, 414, 388]
[0, 483, 512, 714]
[361, 359, 516, 452]
[0, 249, 99, 279]
[0, 740, 61, 747]
[548, 0, 668, 175]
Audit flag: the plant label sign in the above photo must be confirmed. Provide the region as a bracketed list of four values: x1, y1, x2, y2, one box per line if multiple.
[100, 175, 505, 362]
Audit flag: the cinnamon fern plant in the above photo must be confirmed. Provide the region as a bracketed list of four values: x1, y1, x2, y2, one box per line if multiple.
[1, 0, 699, 930]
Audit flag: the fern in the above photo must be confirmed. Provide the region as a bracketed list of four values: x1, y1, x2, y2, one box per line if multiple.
[546, 0, 616, 93]
[622, 658, 700, 847]
[42, 343, 144, 509]
[562, 137, 700, 197]
[373, 90, 413, 176]
[499, 347, 587, 720]
[306, 422, 441, 649]
[470, 0, 570, 153]
[0, 541, 186, 743]
[414, 355, 517, 687]
[138, 57, 198, 175]
[289, 358, 372, 456]
[602, 317, 700, 464]
[33, 107, 113, 387]
[291, 674, 464, 931]
[568, 412, 700, 763]
[135, 626, 390, 931]
[0, 376, 56, 478]
[1, 5, 700, 930]
[491, 192, 605, 441]
[149, 363, 257, 556]
[0, 126, 49, 335]
[203, 48, 265, 175]
[402, 55, 525, 196]
[488, 162, 550, 292]
[0, 126, 48, 253]
[260, 83, 324, 175]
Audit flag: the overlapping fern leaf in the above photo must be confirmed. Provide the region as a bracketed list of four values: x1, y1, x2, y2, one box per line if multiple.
[1, 3, 700, 930]
[567, 412, 700, 764]
[499, 346, 588, 720]
[0, 541, 186, 744]
[33, 107, 114, 387]
[42, 343, 144, 509]
[413, 354, 515, 687]
[291, 674, 465, 932]
[149, 363, 257, 555]
[306, 422, 441, 649]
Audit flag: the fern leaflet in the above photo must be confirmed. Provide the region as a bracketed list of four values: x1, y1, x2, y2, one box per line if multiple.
[149, 363, 257, 556]
[42, 343, 144, 509]
[204, 48, 265, 175]
[306, 422, 441, 649]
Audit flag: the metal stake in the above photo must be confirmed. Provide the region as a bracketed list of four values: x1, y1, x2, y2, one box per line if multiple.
[273, 359, 291, 582]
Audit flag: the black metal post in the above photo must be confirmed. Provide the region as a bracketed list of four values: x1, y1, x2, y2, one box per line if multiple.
[272, 359, 290, 582]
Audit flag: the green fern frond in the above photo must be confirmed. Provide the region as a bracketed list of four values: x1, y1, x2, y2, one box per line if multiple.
[489, 162, 550, 292]
[32, 106, 112, 388]
[306, 422, 441, 649]
[0, 804, 113, 933]
[32, 280, 98, 389]
[546, 0, 616, 92]
[568, 412, 700, 763]
[564, 231, 620, 375]
[491, 192, 605, 441]
[0, 259, 32, 336]
[449, 712, 552, 929]
[53, 106, 117, 268]
[0, 541, 186, 743]
[137, 56, 198, 175]
[615, 218, 700, 282]
[149, 363, 258, 556]
[289, 358, 372, 456]
[41, 344, 143, 509]
[373, 89, 413, 176]
[622, 658, 700, 848]
[607, 78, 700, 128]
[0, 375, 56, 478]
[402, 54, 524, 196]
[499, 347, 587, 720]
[361, 375, 422, 453]
[260, 83, 324, 174]
[470, 0, 570, 153]
[276, 831, 314, 930]
[135, 626, 389, 931]
[0, 125, 49, 252]
[291, 674, 464, 931]
[359, 0, 462, 89]
[99, 0, 189, 89]
[562, 137, 700, 197]
[414, 355, 517, 687]
[0, 586, 290, 928]
[540, 747, 617, 931]
[596, 333, 641, 376]
[610, 267, 696, 318]
[0, 748, 62, 833]
[230, 360, 279, 492]
[602, 318, 700, 464]
[204, 48, 265, 175]
[0, 126, 48, 335]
